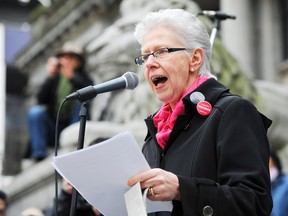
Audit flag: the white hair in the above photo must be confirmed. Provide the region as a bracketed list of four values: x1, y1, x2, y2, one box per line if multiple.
[134, 8, 216, 78]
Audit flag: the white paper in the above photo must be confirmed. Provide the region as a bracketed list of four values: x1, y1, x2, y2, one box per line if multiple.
[124, 182, 147, 216]
[125, 182, 173, 215]
[52, 131, 172, 216]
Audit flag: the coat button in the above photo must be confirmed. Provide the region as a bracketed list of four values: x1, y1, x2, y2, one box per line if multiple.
[202, 205, 213, 216]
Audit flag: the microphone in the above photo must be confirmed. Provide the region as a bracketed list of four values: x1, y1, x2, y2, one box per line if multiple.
[66, 71, 139, 101]
[197, 10, 236, 20]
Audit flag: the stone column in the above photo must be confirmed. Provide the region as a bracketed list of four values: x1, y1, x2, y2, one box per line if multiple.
[257, 0, 282, 82]
[220, 0, 255, 78]
[220, 0, 282, 81]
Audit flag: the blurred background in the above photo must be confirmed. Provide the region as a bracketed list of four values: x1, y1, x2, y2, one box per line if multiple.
[0, 0, 288, 214]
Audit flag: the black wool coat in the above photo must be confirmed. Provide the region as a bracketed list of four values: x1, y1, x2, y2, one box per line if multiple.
[143, 78, 272, 216]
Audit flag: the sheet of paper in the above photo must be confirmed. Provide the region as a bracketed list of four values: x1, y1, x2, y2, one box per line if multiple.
[52, 131, 172, 216]
[124, 181, 173, 215]
[124, 182, 147, 216]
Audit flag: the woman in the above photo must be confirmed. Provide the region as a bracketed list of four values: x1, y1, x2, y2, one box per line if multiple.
[128, 9, 272, 216]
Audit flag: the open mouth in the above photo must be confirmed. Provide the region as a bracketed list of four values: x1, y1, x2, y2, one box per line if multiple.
[152, 76, 168, 86]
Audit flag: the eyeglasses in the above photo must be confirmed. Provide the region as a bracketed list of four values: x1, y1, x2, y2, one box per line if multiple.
[135, 47, 188, 65]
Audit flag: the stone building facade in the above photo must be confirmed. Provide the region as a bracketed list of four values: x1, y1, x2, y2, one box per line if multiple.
[2, 0, 288, 214]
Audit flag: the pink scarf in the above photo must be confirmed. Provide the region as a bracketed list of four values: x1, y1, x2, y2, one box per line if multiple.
[153, 76, 208, 149]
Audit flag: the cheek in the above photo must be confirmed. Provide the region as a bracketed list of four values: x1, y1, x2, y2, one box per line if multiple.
[169, 62, 190, 83]
[168, 63, 192, 93]
[144, 70, 153, 88]
[144, 70, 149, 82]
[169, 73, 187, 94]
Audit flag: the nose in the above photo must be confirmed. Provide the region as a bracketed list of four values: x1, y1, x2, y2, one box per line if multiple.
[145, 54, 158, 68]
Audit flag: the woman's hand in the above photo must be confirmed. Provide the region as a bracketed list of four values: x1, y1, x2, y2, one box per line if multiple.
[128, 168, 180, 201]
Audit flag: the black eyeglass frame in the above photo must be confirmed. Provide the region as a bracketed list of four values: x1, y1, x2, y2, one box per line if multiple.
[134, 47, 188, 65]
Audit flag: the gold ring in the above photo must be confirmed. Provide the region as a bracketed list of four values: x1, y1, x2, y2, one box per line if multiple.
[148, 187, 155, 196]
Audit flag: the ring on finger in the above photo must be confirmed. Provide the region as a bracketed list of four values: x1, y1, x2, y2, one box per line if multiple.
[148, 187, 155, 196]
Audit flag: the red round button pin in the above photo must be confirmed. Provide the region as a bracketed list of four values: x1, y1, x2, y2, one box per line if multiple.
[196, 101, 212, 116]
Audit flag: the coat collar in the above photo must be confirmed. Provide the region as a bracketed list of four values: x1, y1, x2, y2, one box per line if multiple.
[144, 78, 230, 143]
[182, 78, 230, 115]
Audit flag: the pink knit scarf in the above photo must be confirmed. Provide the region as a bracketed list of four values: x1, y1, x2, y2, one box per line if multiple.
[153, 76, 208, 149]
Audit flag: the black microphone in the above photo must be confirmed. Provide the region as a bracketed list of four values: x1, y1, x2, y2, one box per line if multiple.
[66, 71, 139, 101]
[197, 10, 236, 20]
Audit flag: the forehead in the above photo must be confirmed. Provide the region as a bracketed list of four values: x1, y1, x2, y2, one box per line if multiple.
[59, 53, 79, 60]
[142, 26, 183, 52]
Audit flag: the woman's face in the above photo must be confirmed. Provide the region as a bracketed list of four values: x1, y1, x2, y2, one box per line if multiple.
[142, 26, 198, 109]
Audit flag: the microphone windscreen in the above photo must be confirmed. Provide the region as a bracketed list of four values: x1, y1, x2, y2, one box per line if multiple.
[123, 72, 139, 90]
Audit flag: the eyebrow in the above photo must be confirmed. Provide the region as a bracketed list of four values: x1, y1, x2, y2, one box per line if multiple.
[141, 46, 168, 54]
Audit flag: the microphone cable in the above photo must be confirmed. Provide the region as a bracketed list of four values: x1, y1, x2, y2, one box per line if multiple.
[53, 97, 68, 216]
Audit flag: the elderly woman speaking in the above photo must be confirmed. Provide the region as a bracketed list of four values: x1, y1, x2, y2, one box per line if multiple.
[128, 9, 272, 216]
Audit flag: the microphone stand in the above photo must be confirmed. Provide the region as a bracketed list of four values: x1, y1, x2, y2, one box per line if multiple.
[69, 100, 90, 216]
[210, 18, 221, 51]
[197, 10, 236, 51]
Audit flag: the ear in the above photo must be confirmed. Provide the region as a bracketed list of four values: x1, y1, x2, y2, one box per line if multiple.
[189, 48, 204, 72]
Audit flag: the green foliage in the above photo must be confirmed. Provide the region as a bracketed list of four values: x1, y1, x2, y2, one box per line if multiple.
[210, 34, 265, 113]
[28, 4, 49, 22]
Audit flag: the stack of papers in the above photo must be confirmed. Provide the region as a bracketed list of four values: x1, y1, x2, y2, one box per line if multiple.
[52, 131, 172, 216]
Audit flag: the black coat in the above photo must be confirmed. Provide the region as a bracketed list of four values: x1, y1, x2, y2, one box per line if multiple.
[45, 189, 97, 216]
[143, 79, 272, 216]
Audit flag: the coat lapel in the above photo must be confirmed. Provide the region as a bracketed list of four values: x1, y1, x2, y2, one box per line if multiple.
[144, 79, 230, 153]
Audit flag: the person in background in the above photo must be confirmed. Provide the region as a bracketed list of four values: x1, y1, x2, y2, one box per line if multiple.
[27, 42, 93, 161]
[269, 150, 288, 216]
[128, 8, 272, 215]
[45, 179, 102, 216]
[0, 190, 7, 216]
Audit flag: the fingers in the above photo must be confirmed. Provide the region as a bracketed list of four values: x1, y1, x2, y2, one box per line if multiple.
[128, 169, 157, 187]
[128, 169, 180, 201]
[147, 187, 155, 196]
[146, 186, 162, 200]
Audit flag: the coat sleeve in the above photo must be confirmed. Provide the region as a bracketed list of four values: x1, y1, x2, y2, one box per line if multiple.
[70, 69, 93, 89]
[37, 77, 56, 104]
[178, 98, 273, 216]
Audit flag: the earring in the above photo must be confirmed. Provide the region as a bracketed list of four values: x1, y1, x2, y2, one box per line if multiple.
[191, 68, 195, 72]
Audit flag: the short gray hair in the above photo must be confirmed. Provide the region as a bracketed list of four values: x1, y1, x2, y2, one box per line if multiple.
[134, 9, 215, 78]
